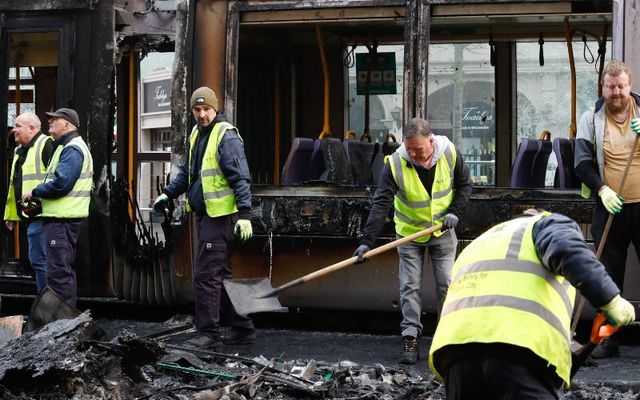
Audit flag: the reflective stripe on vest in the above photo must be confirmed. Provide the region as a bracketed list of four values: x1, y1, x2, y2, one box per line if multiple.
[41, 137, 93, 218]
[387, 142, 455, 242]
[428, 212, 576, 387]
[187, 122, 239, 217]
[3, 134, 52, 221]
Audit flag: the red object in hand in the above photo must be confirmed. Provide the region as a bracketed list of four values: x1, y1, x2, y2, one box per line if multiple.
[590, 313, 620, 345]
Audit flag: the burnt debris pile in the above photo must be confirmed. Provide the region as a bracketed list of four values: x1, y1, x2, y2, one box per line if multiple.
[142, 350, 443, 400]
[0, 312, 164, 399]
[0, 311, 442, 400]
[1, 313, 639, 399]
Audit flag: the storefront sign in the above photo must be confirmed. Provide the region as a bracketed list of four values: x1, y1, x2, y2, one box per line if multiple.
[459, 101, 494, 137]
[143, 79, 171, 113]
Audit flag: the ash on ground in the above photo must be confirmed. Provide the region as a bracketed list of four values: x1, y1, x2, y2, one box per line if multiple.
[0, 314, 638, 400]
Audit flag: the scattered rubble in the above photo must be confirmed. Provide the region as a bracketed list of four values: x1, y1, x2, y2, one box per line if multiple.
[0, 313, 638, 399]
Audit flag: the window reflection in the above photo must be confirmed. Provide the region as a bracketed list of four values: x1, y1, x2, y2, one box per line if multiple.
[428, 43, 495, 186]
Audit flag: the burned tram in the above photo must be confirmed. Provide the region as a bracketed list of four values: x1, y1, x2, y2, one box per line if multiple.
[1, 0, 640, 318]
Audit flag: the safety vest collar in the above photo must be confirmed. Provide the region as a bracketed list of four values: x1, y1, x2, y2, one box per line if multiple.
[390, 144, 455, 208]
[15, 134, 50, 182]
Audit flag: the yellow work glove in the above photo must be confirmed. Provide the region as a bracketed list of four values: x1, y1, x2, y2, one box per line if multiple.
[631, 117, 640, 134]
[234, 219, 253, 241]
[601, 294, 636, 327]
[153, 193, 170, 215]
[598, 186, 623, 214]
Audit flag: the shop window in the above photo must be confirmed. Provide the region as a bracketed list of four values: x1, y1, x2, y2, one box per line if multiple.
[428, 43, 495, 186]
[516, 40, 611, 186]
[137, 52, 174, 240]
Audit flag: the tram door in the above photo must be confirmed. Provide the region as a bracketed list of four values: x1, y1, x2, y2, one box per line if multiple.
[0, 15, 74, 292]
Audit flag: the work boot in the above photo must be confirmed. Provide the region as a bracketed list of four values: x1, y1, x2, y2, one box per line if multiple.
[399, 336, 419, 364]
[220, 327, 256, 345]
[591, 336, 620, 359]
[187, 334, 221, 349]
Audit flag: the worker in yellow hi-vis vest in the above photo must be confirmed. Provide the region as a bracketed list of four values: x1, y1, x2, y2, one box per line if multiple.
[22, 108, 93, 308]
[4, 112, 54, 293]
[153, 87, 254, 349]
[429, 210, 635, 399]
[353, 117, 472, 364]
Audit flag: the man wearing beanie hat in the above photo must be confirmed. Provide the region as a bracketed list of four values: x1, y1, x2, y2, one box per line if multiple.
[22, 107, 93, 307]
[154, 86, 255, 347]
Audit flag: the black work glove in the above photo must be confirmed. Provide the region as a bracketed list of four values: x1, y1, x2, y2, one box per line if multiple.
[353, 245, 370, 264]
[442, 213, 459, 230]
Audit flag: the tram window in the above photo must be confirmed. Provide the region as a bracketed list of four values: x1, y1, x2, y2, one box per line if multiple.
[516, 41, 611, 187]
[345, 44, 404, 142]
[8, 32, 59, 126]
[7, 68, 35, 126]
[4, 31, 59, 264]
[140, 52, 174, 153]
[428, 43, 495, 186]
[137, 51, 173, 240]
[138, 160, 170, 242]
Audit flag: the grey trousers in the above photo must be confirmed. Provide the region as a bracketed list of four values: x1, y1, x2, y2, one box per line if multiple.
[397, 229, 457, 338]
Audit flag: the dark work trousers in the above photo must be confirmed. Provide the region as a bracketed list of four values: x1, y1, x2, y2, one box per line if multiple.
[444, 355, 564, 400]
[195, 213, 253, 337]
[591, 201, 640, 291]
[44, 220, 83, 307]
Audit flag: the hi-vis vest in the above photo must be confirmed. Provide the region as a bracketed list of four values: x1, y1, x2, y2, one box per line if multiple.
[387, 142, 456, 243]
[4, 134, 53, 221]
[428, 212, 576, 387]
[187, 122, 239, 218]
[41, 136, 93, 218]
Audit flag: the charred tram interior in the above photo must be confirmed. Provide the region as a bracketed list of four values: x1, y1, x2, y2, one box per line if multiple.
[1, 1, 639, 317]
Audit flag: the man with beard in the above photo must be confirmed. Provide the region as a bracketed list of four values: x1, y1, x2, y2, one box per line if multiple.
[153, 86, 255, 348]
[575, 59, 640, 358]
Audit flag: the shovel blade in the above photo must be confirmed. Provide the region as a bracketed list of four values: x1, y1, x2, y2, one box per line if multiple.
[223, 278, 287, 315]
[24, 286, 81, 333]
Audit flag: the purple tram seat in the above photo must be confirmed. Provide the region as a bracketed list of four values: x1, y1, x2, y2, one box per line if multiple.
[371, 140, 400, 186]
[552, 138, 580, 189]
[382, 140, 400, 156]
[343, 139, 375, 185]
[370, 143, 384, 186]
[510, 138, 552, 188]
[312, 138, 353, 184]
[281, 137, 317, 184]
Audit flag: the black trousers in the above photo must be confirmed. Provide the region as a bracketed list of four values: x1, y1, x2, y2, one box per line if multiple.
[445, 355, 564, 400]
[44, 220, 83, 308]
[194, 213, 253, 337]
[591, 202, 640, 290]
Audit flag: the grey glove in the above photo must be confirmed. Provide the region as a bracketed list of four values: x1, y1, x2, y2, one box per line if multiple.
[353, 244, 370, 264]
[442, 213, 459, 230]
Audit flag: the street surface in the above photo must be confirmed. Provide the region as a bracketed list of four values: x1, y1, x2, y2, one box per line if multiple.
[100, 317, 640, 398]
[2, 295, 639, 399]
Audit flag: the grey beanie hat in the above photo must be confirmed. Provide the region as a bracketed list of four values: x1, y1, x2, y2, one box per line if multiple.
[190, 86, 219, 110]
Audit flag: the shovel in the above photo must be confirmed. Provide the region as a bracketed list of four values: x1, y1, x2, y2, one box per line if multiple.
[23, 286, 81, 333]
[224, 224, 443, 315]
